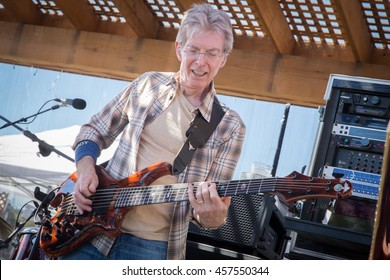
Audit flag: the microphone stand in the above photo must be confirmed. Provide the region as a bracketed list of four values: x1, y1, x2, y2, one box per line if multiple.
[0, 210, 36, 250]
[0, 115, 74, 163]
[271, 103, 290, 177]
[0, 188, 55, 259]
[0, 105, 61, 130]
[27, 188, 55, 260]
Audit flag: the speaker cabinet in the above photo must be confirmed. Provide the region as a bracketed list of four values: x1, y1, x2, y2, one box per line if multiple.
[187, 195, 289, 259]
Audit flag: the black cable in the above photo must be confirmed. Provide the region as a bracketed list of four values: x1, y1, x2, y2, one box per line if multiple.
[17, 99, 55, 125]
[14, 200, 37, 229]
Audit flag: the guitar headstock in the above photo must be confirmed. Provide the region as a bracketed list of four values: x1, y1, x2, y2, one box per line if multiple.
[275, 171, 352, 203]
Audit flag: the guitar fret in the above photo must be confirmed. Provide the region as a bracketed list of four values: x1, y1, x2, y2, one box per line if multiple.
[158, 185, 166, 203]
[143, 187, 150, 205]
[117, 188, 129, 207]
[176, 184, 188, 202]
[138, 187, 147, 205]
[148, 187, 157, 204]
[242, 179, 250, 194]
[115, 188, 123, 207]
[218, 182, 227, 197]
[148, 186, 160, 204]
[129, 188, 138, 205]
[164, 186, 173, 202]
[145, 185, 161, 205]
[239, 180, 249, 195]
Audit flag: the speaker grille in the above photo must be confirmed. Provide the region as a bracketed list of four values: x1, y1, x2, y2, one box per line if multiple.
[188, 194, 263, 248]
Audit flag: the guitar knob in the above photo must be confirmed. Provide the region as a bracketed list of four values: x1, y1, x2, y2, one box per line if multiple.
[66, 227, 74, 235]
[74, 223, 83, 230]
[63, 219, 71, 228]
[43, 231, 52, 240]
[43, 220, 53, 229]
[55, 231, 63, 240]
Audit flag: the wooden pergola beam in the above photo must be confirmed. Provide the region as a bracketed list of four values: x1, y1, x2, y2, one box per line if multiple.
[1, 0, 42, 24]
[0, 22, 389, 107]
[52, 0, 99, 32]
[111, 0, 159, 38]
[176, 0, 196, 10]
[334, 0, 372, 63]
[253, 0, 295, 55]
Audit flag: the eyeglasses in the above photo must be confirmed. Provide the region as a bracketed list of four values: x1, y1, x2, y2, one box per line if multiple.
[183, 46, 224, 62]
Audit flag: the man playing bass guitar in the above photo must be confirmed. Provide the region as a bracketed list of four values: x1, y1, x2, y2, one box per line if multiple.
[59, 3, 246, 260]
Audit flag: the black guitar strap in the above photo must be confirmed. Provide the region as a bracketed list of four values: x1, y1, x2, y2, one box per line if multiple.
[172, 98, 226, 175]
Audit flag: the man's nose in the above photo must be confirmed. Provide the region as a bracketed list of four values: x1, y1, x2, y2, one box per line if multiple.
[195, 52, 207, 64]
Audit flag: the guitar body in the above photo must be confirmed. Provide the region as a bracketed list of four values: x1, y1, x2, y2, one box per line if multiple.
[40, 162, 173, 258]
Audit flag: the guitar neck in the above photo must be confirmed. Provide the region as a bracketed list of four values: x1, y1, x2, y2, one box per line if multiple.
[111, 178, 274, 208]
[90, 170, 350, 210]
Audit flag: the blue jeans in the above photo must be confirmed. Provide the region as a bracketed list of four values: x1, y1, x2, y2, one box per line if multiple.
[60, 233, 168, 260]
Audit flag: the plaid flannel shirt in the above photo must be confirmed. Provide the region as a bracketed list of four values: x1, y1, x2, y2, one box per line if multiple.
[74, 71, 246, 259]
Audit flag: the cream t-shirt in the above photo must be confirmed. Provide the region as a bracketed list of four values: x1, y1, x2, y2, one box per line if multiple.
[121, 90, 196, 241]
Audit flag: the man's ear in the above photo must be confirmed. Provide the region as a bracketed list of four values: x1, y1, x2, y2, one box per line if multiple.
[175, 41, 182, 62]
[219, 55, 227, 68]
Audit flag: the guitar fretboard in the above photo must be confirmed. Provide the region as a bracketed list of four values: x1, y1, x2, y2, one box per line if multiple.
[113, 178, 275, 208]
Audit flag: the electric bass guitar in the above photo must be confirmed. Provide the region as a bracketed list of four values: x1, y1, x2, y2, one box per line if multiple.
[39, 162, 352, 257]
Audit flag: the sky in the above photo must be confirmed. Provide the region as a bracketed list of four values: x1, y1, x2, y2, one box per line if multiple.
[0, 62, 320, 180]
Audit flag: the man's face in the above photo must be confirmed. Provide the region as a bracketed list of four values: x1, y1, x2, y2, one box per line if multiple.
[176, 30, 227, 93]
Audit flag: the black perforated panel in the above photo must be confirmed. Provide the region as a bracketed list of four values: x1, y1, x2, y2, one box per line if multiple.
[188, 194, 263, 248]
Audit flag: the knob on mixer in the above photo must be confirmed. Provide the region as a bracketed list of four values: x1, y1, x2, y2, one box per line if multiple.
[360, 137, 371, 147]
[370, 96, 380, 105]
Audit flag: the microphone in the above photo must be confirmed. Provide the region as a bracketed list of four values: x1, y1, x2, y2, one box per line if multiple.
[54, 98, 87, 110]
[34, 186, 49, 202]
[34, 187, 55, 208]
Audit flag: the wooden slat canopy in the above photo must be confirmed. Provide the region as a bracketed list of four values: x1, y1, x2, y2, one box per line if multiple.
[0, 0, 389, 107]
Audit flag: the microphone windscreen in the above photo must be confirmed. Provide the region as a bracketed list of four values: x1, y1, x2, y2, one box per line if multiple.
[72, 98, 87, 110]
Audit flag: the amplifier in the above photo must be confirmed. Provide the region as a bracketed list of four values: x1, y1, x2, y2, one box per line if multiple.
[335, 91, 390, 129]
[300, 75, 390, 259]
[323, 166, 381, 199]
[329, 134, 385, 154]
[327, 134, 383, 168]
[187, 195, 289, 259]
[332, 123, 387, 142]
[285, 217, 372, 260]
[188, 194, 263, 249]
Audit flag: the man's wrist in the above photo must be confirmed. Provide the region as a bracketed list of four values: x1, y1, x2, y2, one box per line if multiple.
[199, 218, 227, 230]
[194, 211, 227, 230]
[74, 140, 100, 163]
